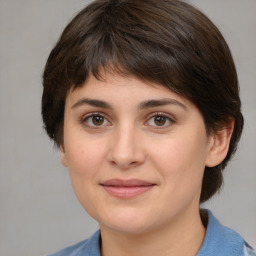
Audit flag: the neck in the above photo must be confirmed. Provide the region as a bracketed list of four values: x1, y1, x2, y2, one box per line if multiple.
[100, 208, 206, 256]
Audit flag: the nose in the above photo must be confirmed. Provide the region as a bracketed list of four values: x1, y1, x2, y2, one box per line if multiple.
[107, 125, 146, 170]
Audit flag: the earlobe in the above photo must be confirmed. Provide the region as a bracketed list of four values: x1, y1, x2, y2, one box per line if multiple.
[206, 119, 234, 167]
[60, 145, 69, 167]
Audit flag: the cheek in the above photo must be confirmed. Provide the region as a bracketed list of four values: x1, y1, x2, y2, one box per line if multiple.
[150, 132, 208, 183]
[64, 138, 106, 211]
[150, 135, 208, 210]
[66, 142, 103, 177]
[64, 124, 107, 175]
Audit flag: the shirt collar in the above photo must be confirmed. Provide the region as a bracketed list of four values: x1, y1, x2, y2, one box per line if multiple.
[83, 210, 244, 256]
[197, 210, 244, 256]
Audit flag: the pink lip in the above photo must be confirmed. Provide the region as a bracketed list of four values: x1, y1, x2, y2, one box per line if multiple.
[100, 179, 156, 199]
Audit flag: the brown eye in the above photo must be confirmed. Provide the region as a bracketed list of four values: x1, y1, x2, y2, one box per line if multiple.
[83, 114, 110, 128]
[92, 116, 104, 126]
[146, 113, 174, 128]
[154, 116, 167, 126]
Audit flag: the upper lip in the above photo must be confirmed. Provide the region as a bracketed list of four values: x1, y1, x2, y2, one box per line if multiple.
[100, 179, 156, 187]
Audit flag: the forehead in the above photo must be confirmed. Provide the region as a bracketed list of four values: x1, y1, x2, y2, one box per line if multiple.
[67, 72, 192, 108]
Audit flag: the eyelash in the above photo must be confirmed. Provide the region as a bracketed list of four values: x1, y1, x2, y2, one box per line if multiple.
[145, 112, 175, 128]
[80, 112, 111, 128]
[80, 112, 175, 129]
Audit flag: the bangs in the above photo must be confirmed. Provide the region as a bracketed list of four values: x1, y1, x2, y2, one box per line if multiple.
[60, 0, 189, 92]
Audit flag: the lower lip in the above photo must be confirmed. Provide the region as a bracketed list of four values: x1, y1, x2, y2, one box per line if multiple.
[101, 185, 154, 199]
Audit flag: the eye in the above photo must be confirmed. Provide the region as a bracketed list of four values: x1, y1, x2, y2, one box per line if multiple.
[82, 113, 111, 128]
[146, 113, 174, 128]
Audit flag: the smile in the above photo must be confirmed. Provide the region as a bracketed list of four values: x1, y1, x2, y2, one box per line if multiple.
[100, 179, 156, 199]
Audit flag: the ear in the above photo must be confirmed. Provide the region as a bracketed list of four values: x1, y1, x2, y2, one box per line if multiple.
[59, 145, 69, 167]
[206, 119, 234, 167]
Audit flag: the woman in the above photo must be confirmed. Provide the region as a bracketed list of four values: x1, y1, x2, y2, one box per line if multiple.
[42, 0, 255, 255]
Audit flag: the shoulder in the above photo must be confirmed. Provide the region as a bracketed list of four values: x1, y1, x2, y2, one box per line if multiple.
[47, 230, 101, 256]
[244, 243, 256, 256]
[47, 239, 88, 256]
[198, 210, 255, 256]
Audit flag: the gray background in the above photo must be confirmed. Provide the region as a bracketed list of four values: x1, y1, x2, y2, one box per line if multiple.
[0, 0, 255, 255]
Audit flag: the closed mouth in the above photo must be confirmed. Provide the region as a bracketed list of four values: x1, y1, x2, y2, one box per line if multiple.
[100, 179, 156, 198]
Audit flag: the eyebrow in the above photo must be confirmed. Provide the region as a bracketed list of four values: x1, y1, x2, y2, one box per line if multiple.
[71, 98, 187, 111]
[72, 98, 113, 109]
[138, 98, 187, 110]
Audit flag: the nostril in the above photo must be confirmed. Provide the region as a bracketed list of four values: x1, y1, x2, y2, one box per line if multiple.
[109, 158, 143, 170]
[107, 134, 146, 169]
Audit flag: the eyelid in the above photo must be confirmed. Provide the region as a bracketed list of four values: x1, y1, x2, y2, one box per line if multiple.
[80, 112, 112, 128]
[145, 112, 175, 128]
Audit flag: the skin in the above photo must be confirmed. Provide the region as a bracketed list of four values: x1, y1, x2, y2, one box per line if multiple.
[60, 71, 233, 256]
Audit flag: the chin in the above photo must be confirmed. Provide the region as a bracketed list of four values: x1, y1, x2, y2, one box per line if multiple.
[96, 210, 156, 235]
[103, 221, 153, 235]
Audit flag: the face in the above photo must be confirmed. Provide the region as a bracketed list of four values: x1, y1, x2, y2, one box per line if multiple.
[61, 72, 216, 235]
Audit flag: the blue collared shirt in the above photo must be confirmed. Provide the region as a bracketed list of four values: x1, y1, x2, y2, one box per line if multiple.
[47, 210, 255, 256]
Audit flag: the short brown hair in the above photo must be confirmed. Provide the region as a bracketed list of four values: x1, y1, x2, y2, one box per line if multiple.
[42, 0, 243, 203]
